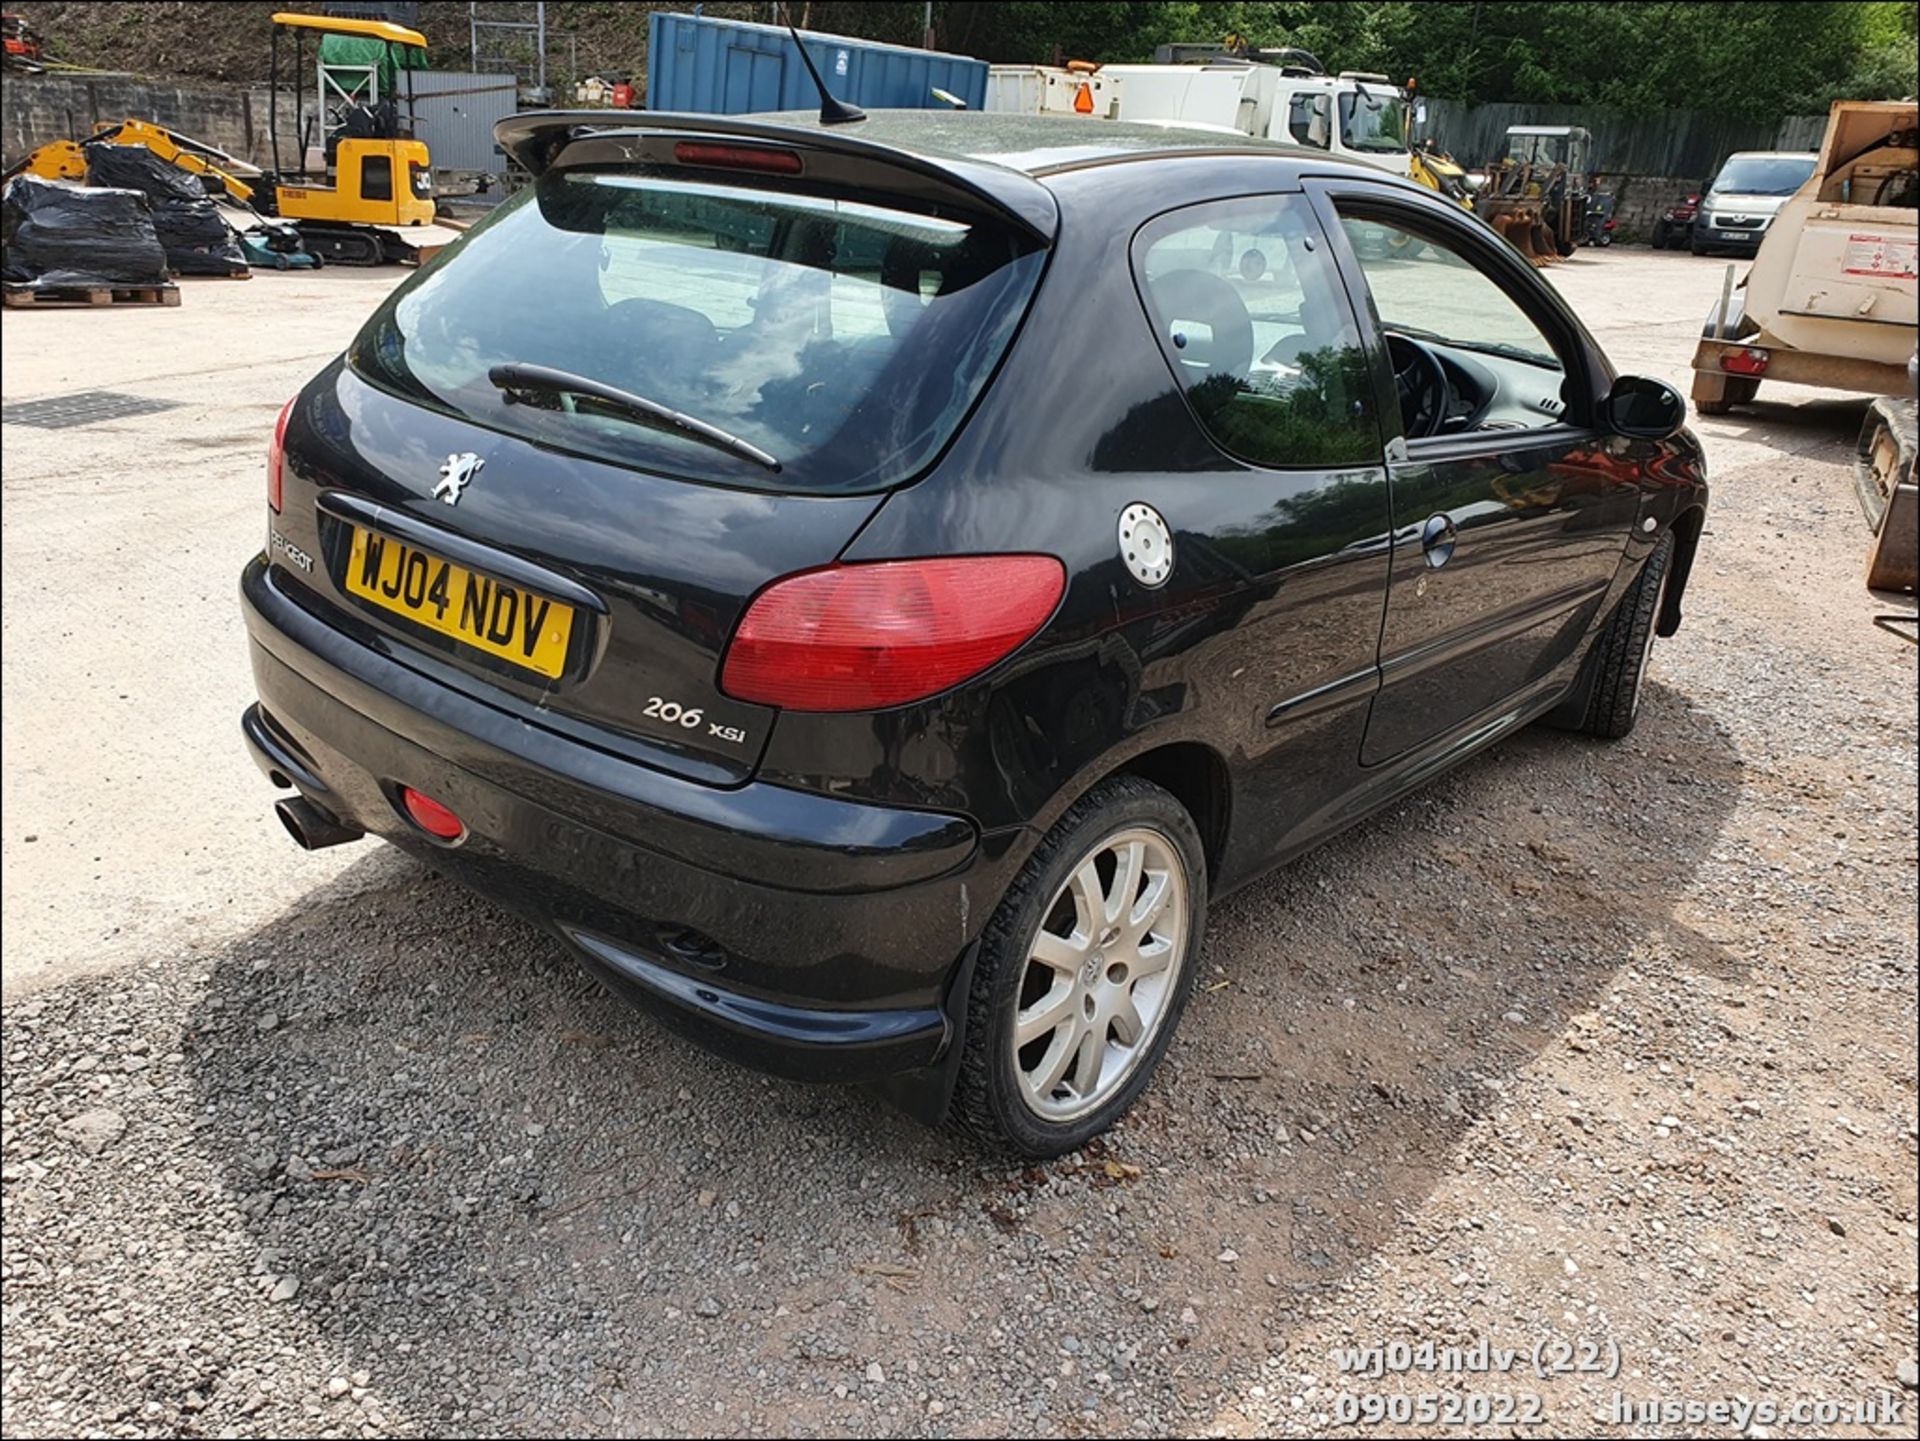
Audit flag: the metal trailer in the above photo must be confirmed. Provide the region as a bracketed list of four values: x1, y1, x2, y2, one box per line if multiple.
[1692, 101, 1920, 596]
[1691, 100, 1917, 417]
[644, 12, 987, 115]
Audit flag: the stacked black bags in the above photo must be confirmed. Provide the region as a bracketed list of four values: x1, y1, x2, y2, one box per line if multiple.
[85, 144, 249, 275]
[1, 174, 170, 290]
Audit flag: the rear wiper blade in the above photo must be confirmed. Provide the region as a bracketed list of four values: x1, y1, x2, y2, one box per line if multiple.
[487, 362, 781, 473]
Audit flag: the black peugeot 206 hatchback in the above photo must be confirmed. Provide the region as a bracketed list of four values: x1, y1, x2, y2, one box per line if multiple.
[240, 109, 1708, 1155]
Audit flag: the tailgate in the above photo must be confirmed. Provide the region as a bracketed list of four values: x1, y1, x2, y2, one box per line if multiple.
[275, 363, 881, 785]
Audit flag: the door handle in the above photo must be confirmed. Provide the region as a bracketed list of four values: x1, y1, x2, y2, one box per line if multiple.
[1421, 512, 1458, 569]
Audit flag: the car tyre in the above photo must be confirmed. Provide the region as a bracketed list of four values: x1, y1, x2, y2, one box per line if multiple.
[949, 775, 1207, 1157]
[1689, 231, 1708, 256]
[1556, 534, 1675, 740]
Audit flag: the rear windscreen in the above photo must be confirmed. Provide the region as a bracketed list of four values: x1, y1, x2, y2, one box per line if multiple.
[349, 170, 1046, 492]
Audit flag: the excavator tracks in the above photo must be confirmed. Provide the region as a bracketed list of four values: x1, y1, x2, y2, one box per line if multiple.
[294, 224, 414, 267]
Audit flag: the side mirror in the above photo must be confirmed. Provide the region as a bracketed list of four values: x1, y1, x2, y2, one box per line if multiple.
[1603, 375, 1686, 439]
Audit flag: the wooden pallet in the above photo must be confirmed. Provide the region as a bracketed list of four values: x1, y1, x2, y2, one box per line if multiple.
[2, 283, 181, 309]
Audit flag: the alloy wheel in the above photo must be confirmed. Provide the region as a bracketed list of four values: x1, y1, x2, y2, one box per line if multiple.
[1010, 826, 1189, 1121]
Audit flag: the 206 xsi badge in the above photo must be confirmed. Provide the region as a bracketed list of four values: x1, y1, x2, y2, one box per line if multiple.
[240, 108, 1707, 1154]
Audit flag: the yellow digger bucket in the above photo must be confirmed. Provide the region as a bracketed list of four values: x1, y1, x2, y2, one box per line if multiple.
[1486, 204, 1559, 266]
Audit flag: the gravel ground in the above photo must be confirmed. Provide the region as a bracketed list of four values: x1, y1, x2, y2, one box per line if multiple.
[3, 250, 1916, 1438]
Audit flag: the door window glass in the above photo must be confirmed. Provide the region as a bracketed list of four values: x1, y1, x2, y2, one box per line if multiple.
[1336, 211, 1569, 437]
[1287, 94, 1330, 149]
[1134, 196, 1376, 467]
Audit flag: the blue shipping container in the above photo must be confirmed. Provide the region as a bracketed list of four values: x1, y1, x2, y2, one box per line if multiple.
[646, 12, 988, 115]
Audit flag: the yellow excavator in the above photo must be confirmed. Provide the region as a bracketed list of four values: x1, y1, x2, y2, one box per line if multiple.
[5, 13, 435, 265]
[263, 11, 435, 263]
[11, 118, 259, 203]
[1409, 139, 1473, 207]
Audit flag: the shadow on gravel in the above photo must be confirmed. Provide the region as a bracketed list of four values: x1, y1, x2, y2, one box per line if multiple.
[179, 681, 1743, 1434]
[1701, 395, 1865, 456]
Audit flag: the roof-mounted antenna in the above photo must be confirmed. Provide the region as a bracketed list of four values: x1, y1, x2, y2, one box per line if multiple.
[782, 3, 865, 125]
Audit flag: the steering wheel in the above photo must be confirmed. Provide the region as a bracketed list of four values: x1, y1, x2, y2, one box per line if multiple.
[1384, 330, 1452, 441]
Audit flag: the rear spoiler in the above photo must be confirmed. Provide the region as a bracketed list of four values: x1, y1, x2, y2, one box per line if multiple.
[493, 110, 1058, 245]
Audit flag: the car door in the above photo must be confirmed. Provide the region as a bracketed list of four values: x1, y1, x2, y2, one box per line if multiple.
[1127, 192, 1395, 867]
[1308, 181, 1642, 766]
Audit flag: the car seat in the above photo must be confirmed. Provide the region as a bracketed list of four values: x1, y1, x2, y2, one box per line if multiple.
[1146, 268, 1254, 379]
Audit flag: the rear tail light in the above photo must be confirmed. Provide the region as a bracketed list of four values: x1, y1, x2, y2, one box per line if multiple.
[720, 556, 1066, 712]
[1721, 347, 1769, 376]
[267, 396, 294, 513]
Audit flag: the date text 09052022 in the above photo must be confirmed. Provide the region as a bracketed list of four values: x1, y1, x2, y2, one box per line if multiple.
[1335, 1392, 1545, 1428]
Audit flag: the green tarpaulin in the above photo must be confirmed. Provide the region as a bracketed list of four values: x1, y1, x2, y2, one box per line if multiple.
[317, 33, 424, 100]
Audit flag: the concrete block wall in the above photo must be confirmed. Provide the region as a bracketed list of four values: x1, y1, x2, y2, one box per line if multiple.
[1602, 173, 1705, 243]
[3, 74, 277, 169]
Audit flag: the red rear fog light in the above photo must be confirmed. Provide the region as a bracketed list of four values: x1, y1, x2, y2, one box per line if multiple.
[1721, 347, 1769, 376]
[399, 786, 465, 840]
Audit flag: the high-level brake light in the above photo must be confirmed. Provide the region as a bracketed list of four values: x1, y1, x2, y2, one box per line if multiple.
[672, 141, 804, 175]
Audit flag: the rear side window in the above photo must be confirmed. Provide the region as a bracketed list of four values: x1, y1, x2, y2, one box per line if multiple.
[350, 172, 1046, 492]
[1132, 195, 1377, 467]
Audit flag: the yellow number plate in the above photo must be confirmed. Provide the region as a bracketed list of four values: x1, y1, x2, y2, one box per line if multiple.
[345, 527, 575, 679]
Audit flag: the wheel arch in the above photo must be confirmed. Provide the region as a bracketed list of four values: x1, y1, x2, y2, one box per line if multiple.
[1111, 741, 1233, 886]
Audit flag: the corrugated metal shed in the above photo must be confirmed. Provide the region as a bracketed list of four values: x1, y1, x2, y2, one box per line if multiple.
[410, 70, 518, 173]
[645, 12, 987, 115]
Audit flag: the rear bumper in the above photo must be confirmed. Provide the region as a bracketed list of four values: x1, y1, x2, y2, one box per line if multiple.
[240, 555, 1022, 1094]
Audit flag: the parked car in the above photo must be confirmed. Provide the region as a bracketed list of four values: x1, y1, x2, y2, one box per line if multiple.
[1690, 151, 1818, 256]
[240, 110, 1709, 1155]
[1650, 191, 1699, 249]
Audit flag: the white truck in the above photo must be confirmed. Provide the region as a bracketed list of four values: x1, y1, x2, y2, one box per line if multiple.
[982, 57, 1414, 178]
[982, 64, 1120, 119]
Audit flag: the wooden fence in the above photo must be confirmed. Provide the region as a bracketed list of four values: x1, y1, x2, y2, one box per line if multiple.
[1420, 98, 1826, 179]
